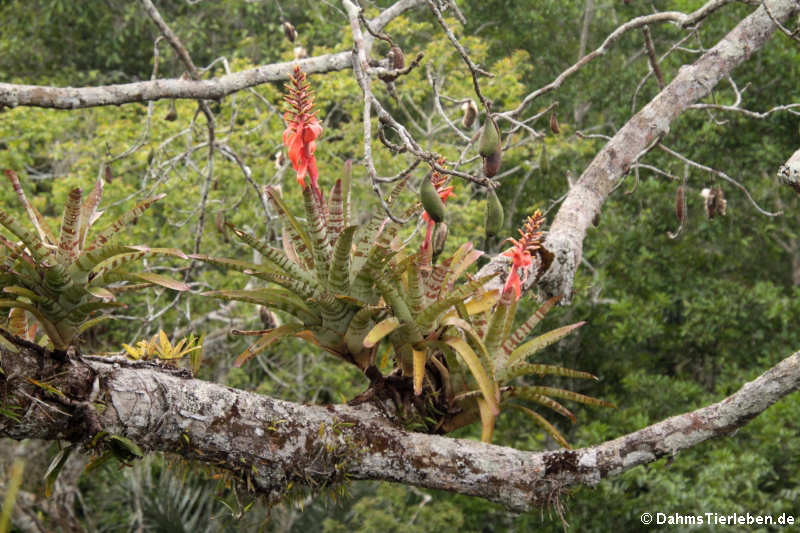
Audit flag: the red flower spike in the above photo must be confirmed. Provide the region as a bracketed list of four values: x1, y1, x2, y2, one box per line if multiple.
[283, 66, 323, 202]
[501, 211, 545, 300]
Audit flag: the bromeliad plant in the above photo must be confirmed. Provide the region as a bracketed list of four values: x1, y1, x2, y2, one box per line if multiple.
[122, 330, 203, 374]
[0, 170, 188, 351]
[199, 66, 609, 446]
[427, 212, 614, 446]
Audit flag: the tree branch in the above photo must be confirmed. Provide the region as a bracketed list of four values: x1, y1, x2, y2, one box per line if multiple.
[534, 0, 799, 301]
[1, 342, 798, 512]
[0, 0, 424, 110]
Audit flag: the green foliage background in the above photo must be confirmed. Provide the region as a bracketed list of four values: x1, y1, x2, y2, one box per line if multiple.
[1, 0, 799, 531]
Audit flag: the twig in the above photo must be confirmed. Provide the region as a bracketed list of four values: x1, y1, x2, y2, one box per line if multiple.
[501, 0, 734, 118]
[762, 0, 800, 42]
[658, 143, 782, 217]
[426, 65, 472, 142]
[642, 26, 665, 89]
[424, 0, 493, 113]
[139, 0, 217, 278]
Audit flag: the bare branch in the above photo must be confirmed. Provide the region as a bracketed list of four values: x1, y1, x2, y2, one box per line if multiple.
[424, 0, 493, 113]
[0, 0, 425, 110]
[499, 0, 735, 119]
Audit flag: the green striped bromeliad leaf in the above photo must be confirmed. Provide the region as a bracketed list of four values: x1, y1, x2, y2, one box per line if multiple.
[509, 404, 571, 449]
[86, 194, 166, 251]
[507, 322, 586, 366]
[500, 295, 562, 356]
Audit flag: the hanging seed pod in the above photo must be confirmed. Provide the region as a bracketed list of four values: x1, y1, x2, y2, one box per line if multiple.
[549, 110, 560, 134]
[483, 149, 502, 178]
[712, 185, 726, 216]
[432, 222, 448, 257]
[103, 164, 114, 184]
[214, 212, 228, 242]
[164, 100, 178, 121]
[461, 100, 478, 129]
[485, 189, 504, 236]
[420, 177, 445, 223]
[701, 186, 727, 219]
[387, 45, 405, 70]
[282, 21, 297, 43]
[675, 185, 686, 224]
[478, 116, 501, 157]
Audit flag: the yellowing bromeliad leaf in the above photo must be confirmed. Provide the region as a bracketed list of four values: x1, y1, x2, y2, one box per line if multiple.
[26, 377, 64, 397]
[439, 315, 493, 378]
[507, 322, 585, 366]
[121, 342, 144, 359]
[464, 289, 501, 315]
[87, 287, 115, 301]
[127, 272, 189, 291]
[477, 397, 497, 443]
[413, 348, 427, 396]
[440, 337, 499, 416]
[363, 317, 402, 349]
[158, 330, 170, 355]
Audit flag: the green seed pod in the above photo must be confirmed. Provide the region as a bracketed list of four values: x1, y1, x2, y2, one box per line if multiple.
[478, 117, 501, 157]
[420, 178, 445, 223]
[433, 222, 448, 257]
[485, 189, 504, 236]
[483, 149, 502, 178]
[539, 144, 549, 173]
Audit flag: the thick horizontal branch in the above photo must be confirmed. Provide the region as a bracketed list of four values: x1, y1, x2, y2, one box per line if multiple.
[0, 0, 423, 110]
[534, 0, 799, 300]
[1, 343, 798, 512]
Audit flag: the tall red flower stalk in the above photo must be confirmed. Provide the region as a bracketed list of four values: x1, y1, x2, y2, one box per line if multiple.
[501, 211, 545, 300]
[420, 162, 455, 253]
[283, 65, 323, 203]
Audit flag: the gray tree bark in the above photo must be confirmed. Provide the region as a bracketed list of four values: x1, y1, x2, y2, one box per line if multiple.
[2, 343, 799, 512]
